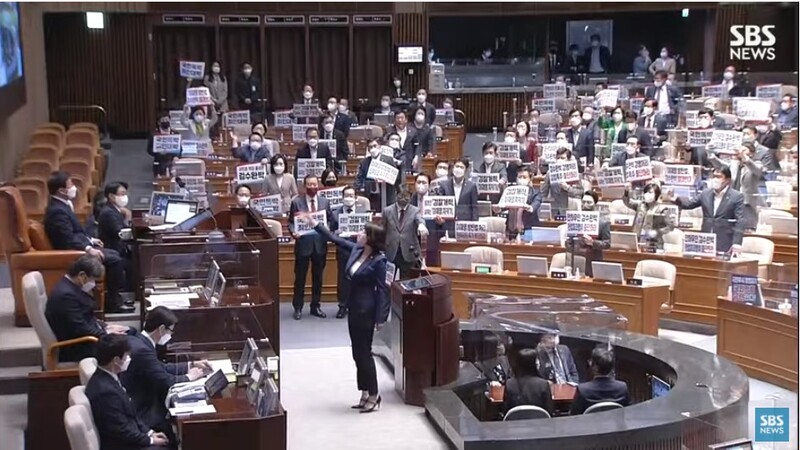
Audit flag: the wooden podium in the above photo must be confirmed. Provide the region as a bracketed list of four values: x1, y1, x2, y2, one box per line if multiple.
[385, 274, 459, 406]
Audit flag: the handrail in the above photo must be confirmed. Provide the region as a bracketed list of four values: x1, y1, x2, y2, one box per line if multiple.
[56, 104, 108, 137]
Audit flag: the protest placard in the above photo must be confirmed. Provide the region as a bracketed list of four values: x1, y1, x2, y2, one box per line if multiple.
[611, 143, 627, 159]
[272, 111, 294, 128]
[547, 160, 580, 184]
[180, 139, 213, 156]
[685, 110, 699, 129]
[421, 195, 456, 219]
[223, 110, 251, 128]
[496, 142, 520, 161]
[683, 232, 717, 257]
[366, 159, 399, 185]
[380, 145, 395, 158]
[318, 139, 337, 158]
[701, 84, 725, 98]
[540, 142, 571, 163]
[179, 60, 205, 79]
[730, 275, 761, 304]
[566, 211, 600, 237]
[596, 89, 619, 108]
[153, 135, 182, 154]
[294, 210, 327, 236]
[687, 129, 713, 147]
[296, 158, 326, 179]
[318, 186, 344, 208]
[292, 124, 317, 142]
[734, 99, 771, 121]
[710, 130, 743, 153]
[497, 185, 530, 208]
[292, 103, 320, 118]
[532, 98, 556, 113]
[455, 221, 488, 242]
[474, 173, 501, 194]
[385, 261, 397, 286]
[597, 166, 626, 187]
[664, 165, 697, 186]
[756, 84, 782, 101]
[338, 212, 373, 236]
[250, 194, 283, 216]
[543, 83, 567, 99]
[186, 87, 213, 106]
[629, 97, 644, 115]
[235, 163, 267, 185]
[625, 156, 652, 182]
[169, 110, 187, 130]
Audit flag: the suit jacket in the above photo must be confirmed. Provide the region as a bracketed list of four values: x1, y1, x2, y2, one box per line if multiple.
[384, 125, 419, 170]
[288, 195, 332, 257]
[644, 85, 681, 116]
[648, 57, 676, 75]
[536, 344, 579, 383]
[263, 173, 298, 213]
[755, 142, 779, 172]
[438, 178, 479, 222]
[675, 187, 745, 252]
[638, 113, 669, 144]
[45, 277, 105, 362]
[319, 128, 349, 160]
[354, 155, 401, 208]
[546, 53, 563, 74]
[295, 142, 335, 177]
[390, 87, 409, 101]
[609, 150, 645, 168]
[383, 203, 424, 263]
[410, 123, 436, 158]
[777, 106, 799, 131]
[565, 126, 596, 165]
[570, 376, 630, 415]
[45, 198, 92, 251]
[710, 158, 765, 208]
[234, 75, 261, 111]
[121, 333, 188, 429]
[564, 54, 586, 74]
[567, 217, 611, 276]
[314, 224, 390, 323]
[233, 144, 271, 163]
[476, 162, 508, 204]
[619, 127, 654, 158]
[407, 101, 437, 126]
[584, 46, 611, 72]
[86, 369, 152, 450]
[502, 375, 554, 416]
[97, 204, 127, 255]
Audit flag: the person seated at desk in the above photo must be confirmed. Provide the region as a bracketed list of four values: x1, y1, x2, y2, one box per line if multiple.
[264, 154, 298, 214]
[500, 166, 541, 240]
[570, 347, 630, 415]
[235, 184, 253, 208]
[45, 171, 132, 313]
[536, 333, 579, 384]
[502, 348, 555, 417]
[607, 135, 646, 169]
[777, 94, 798, 131]
[179, 104, 217, 141]
[232, 132, 271, 164]
[86, 334, 171, 450]
[122, 307, 209, 436]
[565, 191, 610, 277]
[320, 113, 349, 163]
[147, 114, 177, 177]
[97, 181, 132, 257]
[623, 182, 675, 249]
[540, 148, 584, 218]
[354, 138, 401, 211]
[45, 255, 130, 363]
[295, 127, 335, 176]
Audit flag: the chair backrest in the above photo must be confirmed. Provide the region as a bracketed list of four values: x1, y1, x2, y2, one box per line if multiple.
[661, 229, 684, 254]
[478, 216, 506, 233]
[355, 196, 371, 211]
[29, 220, 54, 251]
[59, 161, 92, 187]
[68, 385, 91, 408]
[0, 186, 33, 254]
[61, 145, 96, 166]
[78, 358, 98, 386]
[22, 271, 57, 368]
[634, 259, 677, 290]
[610, 199, 634, 214]
[38, 122, 66, 137]
[464, 246, 504, 272]
[26, 144, 61, 166]
[741, 236, 774, 265]
[264, 219, 283, 237]
[584, 401, 623, 414]
[30, 129, 62, 149]
[17, 186, 45, 216]
[70, 122, 100, 135]
[19, 159, 55, 179]
[503, 405, 551, 421]
[13, 176, 48, 199]
[65, 128, 99, 148]
[758, 208, 792, 223]
[567, 197, 582, 211]
[557, 224, 567, 247]
[64, 405, 100, 450]
[550, 252, 586, 274]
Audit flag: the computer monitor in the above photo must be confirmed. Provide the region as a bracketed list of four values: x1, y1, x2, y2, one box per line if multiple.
[246, 356, 269, 405]
[172, 208, 214, 233]
[610, 231, 640, 251]
[517, 256, 549, 276]
[164, 199, 198, 225]
[651, 375, 670, 398]
[708, 439, 753, 450]
[149, 192, 185, 217]
[526, 227, 562, 245]
[211, 273, 227, 302]
[373, 113, 392, 127]
[441, 251, 472, 271]
[203, 260, 220, 299]
[204, 369, 229, 398]
[591, 262, 625, 283]
[237, 337, 258, 377]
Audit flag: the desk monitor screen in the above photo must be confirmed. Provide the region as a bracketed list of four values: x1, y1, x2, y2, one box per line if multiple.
[204, 369, 229, 398]
[477, 200, 492, 218]
[398, 276, 433, 291]
[651, 375, 670, 398]
[771, 216, 797, 235]
[237, 337, 258, 376]
[441, 251, 472, 271]
[373, 113, 392, 126]
[149, 192, 185, 217]
[164, 200, 198, 225]
[527, 227, 562, 244]
[517, 256, 549, 276]
[203, 260, 220, 299]
[211, 273, 226, 302]
[172, 208, 213, 232]
[708, 439, 752, 450]
[592, 262, 625, 283]
[610, 231, 640, 251]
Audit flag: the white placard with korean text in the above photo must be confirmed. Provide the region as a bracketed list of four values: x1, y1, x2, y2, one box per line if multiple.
[629, 97, 644, 115]
[533, 98, 556, 113]
[497, 185, 530, 208]
[455, 221, 488, 242]
[734, 99, 771, 121]
[292, 103, 320, 118]
[380, 145, 395, 158]
[292, 124, 318, 142]
[186, 87, 213, 106]
[547, 160, 580, 184]
[701, 85, 725, 99]
[596, 89, 619, 108]
[153, 134, 182, 154]
[179, 61, 205, 79]
[250, 194, 283, 216]
[625, 156, 653, 182]
[180, 139, 213, 156]
[566, 211, 600, 237]
[543, 83, 567, 99]
[272, 111, 294, 128]
[294, 210, 327, 236]
[687, 129, 714, 147]
[318, 186, 344, 208]
[710, 130, 743, 153]
[755, 84, 782, 101]
[683, 231, 717, 257]
[296, 158, 326, 180]
[685, 110, 699, 129]
[496, 142, 521, 162]
[540, 142, 571, 164]
[366, 159, 399, 185]
[236, 163, 267, 185]
[338, 212, 373, 236]
[664, 165, 697, 186]
[597, 166, 626, 187]
[169, 110, 187, 130]
[223, 110, 251, 128]
[474, 173, 501, 194]
[421, 195, 456, 219]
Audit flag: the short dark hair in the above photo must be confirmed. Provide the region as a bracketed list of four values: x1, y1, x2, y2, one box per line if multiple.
[303, 174, 318, 185]
[251, 122, 266, 133]
[515, 121, 530, 136]
[96, 334, 130, 366]
[396, 185, 411, 200]
[249, 132, 263, 142]
[743, 125, 758, 135]
[143, 306, 178, 333]
[515, 347, 540, 377]
[321, 113, 335, 124]
[269, 154, 288, 174]
[412, 107, 426, 118]
[591, 347, 614, 376]
[235, 184, 252, 195]
[644, 98, 658, 108]
[321, 168, 337, 183]
[416, 173, 430, 183]
[741, 142, 756, 154]
[342, 184, 356, 196]
[394, 110, 407, 120]
[103, 181, 128, 200]
[305, 126, 318, 138]
[654, 70, 668, 79]
[590, 34, 601, 42]
[482, 142, 497, 154]
[364, 222, 386, 252]
[715, 167, 732, 179]
[568, 44, 579, 51]
[518, 165, 533, 178]
[67, 254, 104, 279]
[568, 108, 581, 118]
[624, 111, 638, 121]
[435, 159, 450, 169]
[454, 156, 470, 168]
[583, 190, 599, 203]
[47, 171, 71, 196]
[698, 107, 715, 118]
[386, 132, 400, 142]
[556, 147, 572, 159]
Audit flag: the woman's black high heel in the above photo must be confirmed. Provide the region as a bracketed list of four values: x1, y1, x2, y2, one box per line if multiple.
[351, 392, 369, 409]
[359, 395, 382, 413]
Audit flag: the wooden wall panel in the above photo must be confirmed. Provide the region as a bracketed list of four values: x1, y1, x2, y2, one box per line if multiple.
[428, 92, 525, 131]
[713, 4, 748, 73]
[393, 12, 428, 95]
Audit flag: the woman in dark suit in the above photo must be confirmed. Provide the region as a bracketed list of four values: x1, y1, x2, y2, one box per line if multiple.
[304, 215, 390, 413]
[502, 348, 555, 416]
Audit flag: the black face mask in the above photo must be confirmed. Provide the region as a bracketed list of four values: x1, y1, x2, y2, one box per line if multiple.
[159, 122, 170, 130]
[323, 179, 337, 187]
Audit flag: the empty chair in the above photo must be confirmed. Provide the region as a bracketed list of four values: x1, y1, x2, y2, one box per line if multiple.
[740, 236, 774, 280]
[14, 176, 48, 199]
[69, 122, 100, 136]
[30, 129, 62, 149]
[634, 260, 677, 312]
[551, 252, 586, 274]
[16, 186, 45, 216]
[65, 128, 99, 148]
[78, 358, 98, 386]
[680, 207, 703, 230]
[479, 216, 506, 233]
[68, 385, 91, 408]
[583, 401, 623, 414]
[61, 144, 97, 168]
[758, 208, 793, 224]
[355, 196, 371, 211]
[464, 246, 504, 272]
[503, 405, 551, 421]
[37, 122, 66, 137]
[661, 228, 684, 254]
[766, 181, 792, 210]
[19, 159, 54, 179]
[24, 144, 60, 167]
[264, 219, 283, 237]
[64, 405, 100, 450]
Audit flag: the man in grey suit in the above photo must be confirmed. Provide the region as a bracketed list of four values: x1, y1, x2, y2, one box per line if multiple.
[438, 157, 479, 236]
[383, 187, 428, 279]
[288, 175, 333, 320]
[708, 143, 764, 231]
[536, 333, 579, 384]
[673, 167, 745, 254]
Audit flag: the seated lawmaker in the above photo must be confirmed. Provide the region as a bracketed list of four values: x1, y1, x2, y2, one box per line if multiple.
[122, 307, 209, 434]
[86, 335, 171, 449]
[97, 181, 132, 257]
[232, 132, 271, 163]
[536, 333, 579, 384]
[45, 171, 131, 313]
[45, 255, 129, 363]
[502, 348, 554, 416]
[570, 347, 630, 415]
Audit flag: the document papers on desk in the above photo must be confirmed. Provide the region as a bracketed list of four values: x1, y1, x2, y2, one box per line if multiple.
[148, 223, 175, 231]
[169, 401, 217, 416]
[208, 359, 236, 381]
[145, 293, 198, 310]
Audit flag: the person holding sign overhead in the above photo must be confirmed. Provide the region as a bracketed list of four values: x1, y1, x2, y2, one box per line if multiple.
[264, 154, 298, 213]
[295, 127, 335, 176]
[203, 61, 228, 114]
[623, 183, 675, 249]
[565, 191, 611, 277]
[707, 142, 764, 231]
[289, 175, 333, 320]
[384, 187, 428, 279]
[180, 104, 217, 141]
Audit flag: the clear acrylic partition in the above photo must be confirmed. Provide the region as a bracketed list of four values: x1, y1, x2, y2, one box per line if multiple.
[143, 239, 261, 288]
[166, 305, 267, 352]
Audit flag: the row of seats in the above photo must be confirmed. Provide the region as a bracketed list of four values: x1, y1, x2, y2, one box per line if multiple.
[65, 358, 100, 450]
[504, 401, 622, 420]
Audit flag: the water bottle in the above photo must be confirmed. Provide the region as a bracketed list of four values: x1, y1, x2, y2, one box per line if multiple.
[574, 267, 581, 280]
[516, 233, 522, 245]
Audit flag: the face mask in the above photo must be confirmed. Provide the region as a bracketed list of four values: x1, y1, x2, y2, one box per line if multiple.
[654, 81, 663, 88]
[626, 146, 636, 155]
[416, 182, 429, 194]
[388, 140, 400, 149]
[338, 105, 348, 113]
[393, 80, 401, 87]
[642, 107, 653, 117]
[158, 330, 172, 345]
[250, 141, 262, 150]
[342, 197, 356, 208]
[756, 125, 768, 133]
[308, 138, 318, 147]
[306, 187, 318, 197]
[159, 121, 170, 130]
[415, 114, 425, 123]
[742, 135, 755, 143]
[81, 279, 96, 294]
[115, 195, 128, 208]
[324, 179, 337, 187]
[723, 71, 734, 81]
[436, 168, 448, 178]
[780, 102, 790, 111]
[417, 95, 426, 103]
[643, 192, 656, 204]
[518, 177, 530, 186]
[212, 66, 220, 74]
[67, 185, 78, 199]
[443, 104, 452, 109]
[120, 355, 131, 372]
[369, 146, 381, 158]
[327, 103, 337, 112]
[381, 101, 390, 108]
[243, 69, 252, 77]
[504, 136, 516, 144]
[582, 113, 592, 123]
[517, 127, 527, 136]
[484, 154, 495, 165]
[237, 194, 251, 206]
[452, 167, 465, 179]
[699, 118, 711, 128]
[711, 178, 723, 190]
[397, 198, 410, 209]
[323, 123, 334, 132]
[660, 52, 668, 59]
[627, 123, 637, 131]
[569, 117, 581, 127]
[194, 115, 204, 123]
[612, 113, 623, 123]
[303, 91, 313, 99]
[273, 163, 285, 175]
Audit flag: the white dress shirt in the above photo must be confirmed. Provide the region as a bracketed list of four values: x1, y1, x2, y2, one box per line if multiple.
[713, 186, 729, 215]
[453, 180, 464, 204]
[397, 127, 408, 147]
[657, 87, 671, 114]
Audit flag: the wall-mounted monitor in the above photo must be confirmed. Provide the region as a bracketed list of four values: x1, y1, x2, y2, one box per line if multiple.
[0, 2, 26, 119]
[397, 45, 423, 63]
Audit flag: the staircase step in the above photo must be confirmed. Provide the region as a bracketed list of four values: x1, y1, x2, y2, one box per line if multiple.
[0, 366, 39, 395]
[0, 347, 40, 368]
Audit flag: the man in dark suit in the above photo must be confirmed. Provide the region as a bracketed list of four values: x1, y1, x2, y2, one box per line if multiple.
[354, 138, 401, 211]
[319, 113, 349, 165]
[564, 44, 586, 76]
[638, 98, 669, 146]
[234, 62, 261, 122]
[121, 307, 208, 435]
[289, 175, 333, 320]
[608, 134, 646, 169]
[584, 34, 611, 74]
[720, 65, 750, 98]
[411, 173, 443, 267]
[502, 348, 554, 417]
[384, 110, 419, 170]
[536, 333, 579, 384]
[546, 43, 562, 77]
[86, 334, 170, 449]
[44, 171, 132, 313]
[383, 187, 427, 279]
[565, 109, 596, 166]
[673, 167, 745, 254]
[45, 255, 128, 362]
[97, 181, 131, 257]
[505, 166, 542, 238]
[407, 89, 437, 127]
[438, 157, 479, 235]
[644, 71, 681, 126]
[619, 112, 656, 158]
[295, 126, 335, 177]
[336, 98, 358, 138]
[566, 191, 611, 277]
[330, 186, 361, 319]
[570, 347, 630, 415]
[688, 108, 718, 168]
[477, 142, 508, 204]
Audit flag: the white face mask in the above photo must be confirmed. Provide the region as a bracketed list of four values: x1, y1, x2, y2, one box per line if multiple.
[417, 95, 426, 103]
[699, 118, 711, 128]
[323, 123, 334, 132]
[723, 71, 734, 81]
[237, 195, 250, 206]
[115, 195, 128, 208]
[243, 69, 252, 77]
[452, 167, 465, 178]
[303, 91, 313, 99]
[626, 146, 636, 155]
[504, 136, 516, 144]
[660, 52, 668, 59]
[711, 178, 723, 190]
[342, 197, 356, 208]
[416, 182, 429, 194]
[119, 355, 131, 372]
[368, 146, 381, 158]
[308, 138, 318, 147]
[388, 139, 400, 149]
[381, 101, 390, 108]
[569, 117, 581, 127]
[158, 331, 172, 346]
[436, 168, 448, 178]
[582, 113, 592, 122]
[81, 279, 96, 294]
[780, 102, 790, 111]
[327, 103, 337, 112]
[250, 141, 262, 150]
[212, 66, 221, 74]
[654, 81, 664, 88]
[393, 80, 401, 88]
[67, 185, 78, 199]
[627, 123, 637, 131]
[518, 177, 530, 186]
[444, 104, 453, 109]
[484, 154, 496, 165]
[756, 125, 768, 133]
[273, 163, 285, 175]
[194, 115, 204, 123]
[415, 114, 425, 123]
[612, 113, 623, 123]
[642, 106, 653, 117]
[338, 105, 348, 113]
[643, 192, 656, 204]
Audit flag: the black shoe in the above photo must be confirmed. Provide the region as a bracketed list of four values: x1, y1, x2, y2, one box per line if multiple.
[360, 395, 382, 413]
[336, 307, 347, 319]
[293, 310, 302, 320]
[310, 307, 327, 318]
[107, 304, 135, 314]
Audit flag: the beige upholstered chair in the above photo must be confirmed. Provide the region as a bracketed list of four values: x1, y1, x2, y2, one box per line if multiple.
[68, 385, 91, 409]
[464, 246, 504, 272]
[661, 229, 684, 254]
[356, 196, 371, 212]
[264, 219, 283, 238]
[78, 358, 98, 386]
[22, 271, 99, 370]
[479, 216, 506, 233]
[557, 224, 568, 247]
[64, 405, 100, 450]
[551, 252, 586, 274]
[740, 236, 774, 280]
[504, 405, 551, 420]
[634, 259, 677, 312]
[567, 197, 582, 211]
[758, 208, 793, 223]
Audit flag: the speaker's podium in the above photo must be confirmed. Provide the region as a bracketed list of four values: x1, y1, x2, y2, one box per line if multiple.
[374, 274, 459, 406]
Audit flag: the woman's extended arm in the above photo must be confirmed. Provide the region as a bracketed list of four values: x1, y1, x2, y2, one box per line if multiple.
[313, 222, 356, 251]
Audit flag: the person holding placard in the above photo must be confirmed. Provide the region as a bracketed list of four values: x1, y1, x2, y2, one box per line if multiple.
[355, 138, 400, 210]
[541, 148, 584, 218]
[742, 125, 778, 173]
[608, 134, 645, 169]
[687, 108, 717, 168]
[384, 110, 419, 170]
[146, 114, 176, 177]
[320, 113, 349, 163]
[438, 157, 479, 228]
[623, 183, 675, 249]
[234, 62, 261, 120]
[384, 187, 428, 279]
[412, 173, 444, 266]
[295, 127, 334, 176]
[638, 98, 668, 145]
[620, 111, 655, 157]
[203, 61, 228, 114]
[232, 132, 270, 164]
[330, 185, 360, 319]
[672, 167, 744, 254]
[477, 142, 507, 203]
[566, 191, 610, 277]
[180, 104, 217, 141]
[503, 166, 542, 239]
[777, 94, 798, 130]
[410, 107, 436, 165]
[708, 143, 764, 231]
[264, 154, 298, 213]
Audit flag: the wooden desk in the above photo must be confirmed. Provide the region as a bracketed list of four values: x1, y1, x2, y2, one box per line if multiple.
[439, 242, 758, 325]
[26, 370, 81, 450]
[428, 267, 667, 336]
[747, 232, 799, 268]
[278, 242, 339, 301]
[717, 297, 798, 392]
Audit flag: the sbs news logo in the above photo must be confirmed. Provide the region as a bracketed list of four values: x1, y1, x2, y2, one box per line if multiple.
[730, 25, 776, 61]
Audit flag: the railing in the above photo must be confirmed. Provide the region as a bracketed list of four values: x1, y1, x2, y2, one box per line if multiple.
[56, 104, 108, 137]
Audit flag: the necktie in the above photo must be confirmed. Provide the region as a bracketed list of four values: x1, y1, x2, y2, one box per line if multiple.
[309, 198, 316, 212]
[346, 208, 352, 214]
[733, 167, 743, 190]
[551, 350, 567, 384]
[647, 117, 653, 128]
[399, 207, 405, 225]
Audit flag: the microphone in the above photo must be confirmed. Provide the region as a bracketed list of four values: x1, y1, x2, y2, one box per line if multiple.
[412, 246, 432, 278]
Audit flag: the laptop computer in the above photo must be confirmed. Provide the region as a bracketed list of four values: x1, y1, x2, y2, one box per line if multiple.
[164, 199, 199, 225]
[149, 192, 186, 217]
[441, 251, 472, 271]
[203, 260, 221, 299]
[517, 256, 549, 276]
[770, 216, 798, 235]
[526, 227, 562, 245]
[591, 262, 625, 283]
[610, 232, 640, 251]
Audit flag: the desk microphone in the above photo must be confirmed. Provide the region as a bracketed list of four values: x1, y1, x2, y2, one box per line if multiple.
[412, 247, 432, 277]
